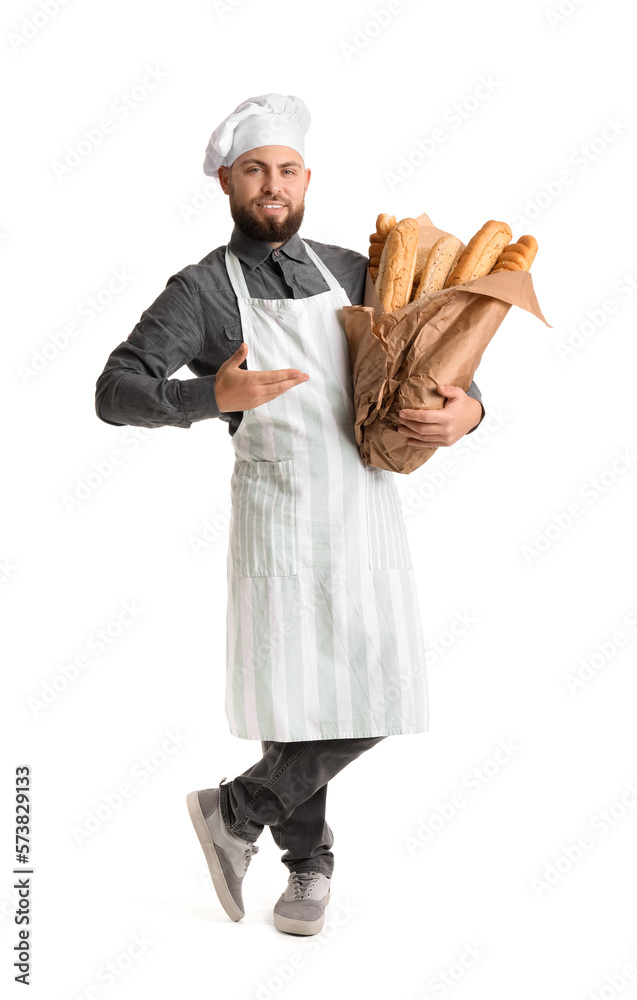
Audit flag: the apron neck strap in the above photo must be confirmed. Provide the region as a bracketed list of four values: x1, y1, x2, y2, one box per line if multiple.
[225, 240, 348, 300]
[225, 246, 250, 299]
[300, 241, 344, 294]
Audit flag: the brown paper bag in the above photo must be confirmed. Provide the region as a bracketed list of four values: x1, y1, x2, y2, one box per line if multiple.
[341, 212, 552, 474]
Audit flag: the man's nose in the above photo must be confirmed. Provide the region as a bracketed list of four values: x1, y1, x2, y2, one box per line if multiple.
[261, 172, 283, 194]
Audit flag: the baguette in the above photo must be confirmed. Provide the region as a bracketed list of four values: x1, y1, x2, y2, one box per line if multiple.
[376, 213, 397, 238]
[376, 217, 420, 312]
[491, 234, 538, 273]
[412, 234, 464, 299]
[368, 213, 396, 282]
[444, 220, 512, 287]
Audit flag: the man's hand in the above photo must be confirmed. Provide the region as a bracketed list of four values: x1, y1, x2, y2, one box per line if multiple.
[214, 343, 309, 413]
[396, 384, 482, 448]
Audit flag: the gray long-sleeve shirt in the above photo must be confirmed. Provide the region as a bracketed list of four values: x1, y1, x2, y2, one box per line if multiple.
[95, 224, 485, 436]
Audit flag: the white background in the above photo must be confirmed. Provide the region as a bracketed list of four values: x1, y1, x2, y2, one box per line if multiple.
[3, 0, 636, 997]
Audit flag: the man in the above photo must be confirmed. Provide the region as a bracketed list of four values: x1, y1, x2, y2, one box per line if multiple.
[95, 93, 485, 936]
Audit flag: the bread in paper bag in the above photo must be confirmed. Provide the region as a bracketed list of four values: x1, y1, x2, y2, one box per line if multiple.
[342, 213, 551, 474]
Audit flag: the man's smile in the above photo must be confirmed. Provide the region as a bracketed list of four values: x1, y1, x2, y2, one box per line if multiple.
[255, 202, 288, 215]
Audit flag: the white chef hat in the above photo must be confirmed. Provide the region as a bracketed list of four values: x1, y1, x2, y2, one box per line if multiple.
[203, 93, 311, 179]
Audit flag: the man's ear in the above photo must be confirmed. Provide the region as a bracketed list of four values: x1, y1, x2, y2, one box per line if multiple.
[304, 167, 311, 194]
[218, 165, 230, 194]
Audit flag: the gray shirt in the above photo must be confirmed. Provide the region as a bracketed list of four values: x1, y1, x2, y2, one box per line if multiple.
[95, 224, 485, 436]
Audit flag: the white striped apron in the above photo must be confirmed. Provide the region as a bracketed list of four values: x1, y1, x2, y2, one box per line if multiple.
[223, 241, 429, 741]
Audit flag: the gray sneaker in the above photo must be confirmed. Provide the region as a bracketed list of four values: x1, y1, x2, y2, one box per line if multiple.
[273, 871, 331, 935]
[186, 784, 258, 922]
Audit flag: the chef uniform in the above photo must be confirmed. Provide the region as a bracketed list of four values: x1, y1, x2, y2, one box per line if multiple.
[201, 93, 433, 873]
[95, 95, 484, 878]
[205, 94, 429, 746]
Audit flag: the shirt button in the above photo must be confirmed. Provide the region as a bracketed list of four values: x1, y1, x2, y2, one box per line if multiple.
[273, 251, 281, 258]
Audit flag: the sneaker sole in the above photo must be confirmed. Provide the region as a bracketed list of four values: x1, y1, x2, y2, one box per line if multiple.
[186, 790, 245, 922]
[273, 889, 330, 936]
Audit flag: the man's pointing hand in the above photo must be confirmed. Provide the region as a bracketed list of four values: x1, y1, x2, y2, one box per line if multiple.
[214, 342, 309, 413]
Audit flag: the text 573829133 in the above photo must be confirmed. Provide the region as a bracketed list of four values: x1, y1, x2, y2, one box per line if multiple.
[14, 766, 32, 985]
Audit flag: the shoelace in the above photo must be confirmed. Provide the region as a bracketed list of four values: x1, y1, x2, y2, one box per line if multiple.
[242, 842, 259, 874]
[290, 871, 323, 899]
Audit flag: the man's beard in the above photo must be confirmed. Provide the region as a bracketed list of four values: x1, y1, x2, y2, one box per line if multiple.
[229, 190, 305, 244]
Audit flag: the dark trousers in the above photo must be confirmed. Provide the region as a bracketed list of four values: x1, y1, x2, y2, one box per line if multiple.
[218, 736, 386, 877]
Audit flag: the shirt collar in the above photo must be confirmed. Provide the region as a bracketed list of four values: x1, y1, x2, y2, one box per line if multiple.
[229, 224, 309, 269]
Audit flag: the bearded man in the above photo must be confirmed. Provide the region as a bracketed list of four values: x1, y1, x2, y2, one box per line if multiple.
[95, 93, 485, 936]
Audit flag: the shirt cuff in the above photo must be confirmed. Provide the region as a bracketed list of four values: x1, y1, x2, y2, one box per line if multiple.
[180, 374, 221, 423]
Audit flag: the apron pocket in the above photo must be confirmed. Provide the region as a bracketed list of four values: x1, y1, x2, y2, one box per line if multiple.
[365, 467, 413, 571]
[229, 459, 298, 577]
